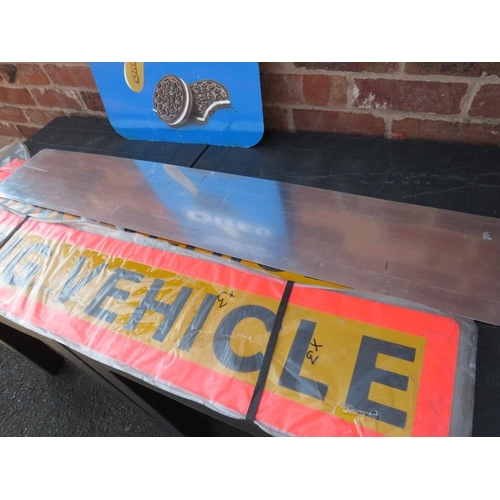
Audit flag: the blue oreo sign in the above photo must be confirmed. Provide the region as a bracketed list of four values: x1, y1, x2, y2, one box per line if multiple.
[89, 62, 264, 148]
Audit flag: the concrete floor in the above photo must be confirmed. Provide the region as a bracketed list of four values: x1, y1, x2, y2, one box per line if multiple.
[0, 342, 169, 437]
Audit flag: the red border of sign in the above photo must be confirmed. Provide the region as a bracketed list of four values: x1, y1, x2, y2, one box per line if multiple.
[0, 220, 461, 436]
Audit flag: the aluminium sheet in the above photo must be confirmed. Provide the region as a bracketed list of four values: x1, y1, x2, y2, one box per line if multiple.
[0, 149, 499, 325]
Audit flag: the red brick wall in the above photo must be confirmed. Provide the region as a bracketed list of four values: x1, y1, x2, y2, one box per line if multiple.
[0, 63, 105, 148]
[261, 62, 500, 145]
[1, 62, 500, 149]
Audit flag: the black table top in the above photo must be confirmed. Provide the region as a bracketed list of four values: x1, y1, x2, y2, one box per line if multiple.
[22, 116, 500, 436]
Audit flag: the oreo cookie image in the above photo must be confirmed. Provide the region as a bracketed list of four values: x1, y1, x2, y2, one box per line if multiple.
[153, 75, 192, 127]
[189, 80, 231, 124]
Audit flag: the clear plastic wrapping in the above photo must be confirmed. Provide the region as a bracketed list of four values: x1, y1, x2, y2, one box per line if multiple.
[0, 139, 30, 181]
[0, 211, 477, 436]
[0, 205, 26, 243]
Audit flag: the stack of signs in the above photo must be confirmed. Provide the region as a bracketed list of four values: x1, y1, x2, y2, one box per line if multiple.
[89, 63, 264, 147]
[0, 213, 477, 436]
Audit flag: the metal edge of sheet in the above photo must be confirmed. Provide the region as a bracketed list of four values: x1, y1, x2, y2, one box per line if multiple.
[450, 318, 478, 436]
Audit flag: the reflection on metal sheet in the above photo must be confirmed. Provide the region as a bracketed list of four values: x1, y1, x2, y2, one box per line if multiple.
[0, 149, 499, 325]
[138, 161, 290, 264]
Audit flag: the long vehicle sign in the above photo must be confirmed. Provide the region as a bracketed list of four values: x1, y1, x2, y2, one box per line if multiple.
[0, 218, 476, 436]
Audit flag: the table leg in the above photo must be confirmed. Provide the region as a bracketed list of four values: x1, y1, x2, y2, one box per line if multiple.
[0, 325, 64, 375]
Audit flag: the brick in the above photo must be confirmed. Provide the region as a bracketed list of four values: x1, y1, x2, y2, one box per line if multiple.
[263, 106, 290, 130]
[405, 62, 500, 78]
[0, 122, 22, 138]
[44, 64, 97, 88]
[16, 124, 41, 138]
[472, 63, 500, 78]
[15, 64, 50, 85]
[406, 62, 479, 77]
[81, 91, 105, 112]
[0, 106, 27, 123]
[259, 62, 294, 74]
[331, 76, 349, 106]
[0, 87, 35, 106]
[293, 109, 385, 137]
[0, 63, 49, 85]
[0, 136, 15, 148]
[31, 88, 82, 109]
[0, 64, 17, 83]
[24, 108, 65, 125]
[294, 62, 398, 73]
[469, 84, 500, 118]
[302, 74, 330, 106]
[353, 79, 467, 114]
[391, 118, 500, 146]
[302, 74, 348, 107]
[66, 110, 106, 118]
[261, 74, 302, 105]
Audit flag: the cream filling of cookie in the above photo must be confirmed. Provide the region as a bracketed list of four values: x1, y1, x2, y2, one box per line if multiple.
[171, 78, 191, 126]
[195, 100, 231, 122]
